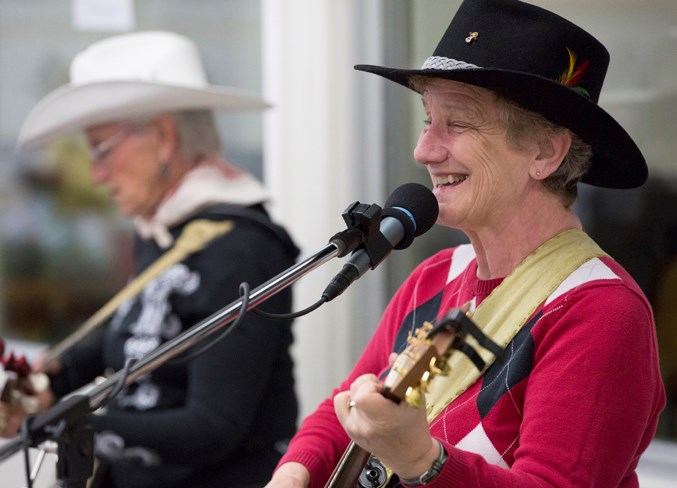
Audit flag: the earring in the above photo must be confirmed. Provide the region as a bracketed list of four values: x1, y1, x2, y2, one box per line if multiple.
[535, 170, 541, 177]
[159, 162, 171, 179]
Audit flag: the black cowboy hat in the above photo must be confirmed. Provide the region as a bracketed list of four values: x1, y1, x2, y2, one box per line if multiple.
[355, 0, 647, 189]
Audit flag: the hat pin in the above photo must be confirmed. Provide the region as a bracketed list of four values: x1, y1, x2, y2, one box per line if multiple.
[465, 31, 479, 44]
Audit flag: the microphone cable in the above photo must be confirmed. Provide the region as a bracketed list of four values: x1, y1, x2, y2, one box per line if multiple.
[251, 294, 327, 320]
[166, 282, 253, 366]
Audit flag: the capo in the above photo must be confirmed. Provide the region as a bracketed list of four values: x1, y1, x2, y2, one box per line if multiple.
[427, 308, 505, 371]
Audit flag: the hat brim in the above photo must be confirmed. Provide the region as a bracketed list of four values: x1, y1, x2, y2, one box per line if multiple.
[18, 81, 270, 148]
[355, 64, 647, 189]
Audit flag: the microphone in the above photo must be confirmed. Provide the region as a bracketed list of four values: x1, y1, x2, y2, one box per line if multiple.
[322, 183, 439, 302]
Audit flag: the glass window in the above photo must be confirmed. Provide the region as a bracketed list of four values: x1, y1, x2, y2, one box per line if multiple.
[0, 0, 263, 349]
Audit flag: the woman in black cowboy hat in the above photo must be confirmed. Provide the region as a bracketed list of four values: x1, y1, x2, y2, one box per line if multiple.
[266, 1, 665, 487]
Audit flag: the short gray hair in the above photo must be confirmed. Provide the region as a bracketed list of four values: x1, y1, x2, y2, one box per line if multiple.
[170, 110, 222, 160]
[123, 109, 222, 161]
[496, 97, 592, 208]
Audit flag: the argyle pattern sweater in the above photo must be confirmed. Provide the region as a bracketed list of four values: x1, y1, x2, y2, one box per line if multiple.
[279, 243, 665, 487]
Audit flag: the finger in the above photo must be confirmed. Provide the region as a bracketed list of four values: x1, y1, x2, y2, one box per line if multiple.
[333, 390, 353, 425]
[349, 374, 383, 400]
[5, 414, 23, 437]
[0, 405, 23, 438]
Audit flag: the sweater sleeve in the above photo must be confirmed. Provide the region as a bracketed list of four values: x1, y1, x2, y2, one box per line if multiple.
[275, 320, 397, 487]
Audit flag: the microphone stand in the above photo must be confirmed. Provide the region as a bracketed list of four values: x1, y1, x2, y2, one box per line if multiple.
[0, 201, 387, 487]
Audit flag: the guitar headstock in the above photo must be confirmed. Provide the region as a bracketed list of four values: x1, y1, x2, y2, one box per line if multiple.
[382, 316, 457, 408]
[0, 338, 31, 379]
[381, 307, 504, 409]
[0, 339, 49, 413]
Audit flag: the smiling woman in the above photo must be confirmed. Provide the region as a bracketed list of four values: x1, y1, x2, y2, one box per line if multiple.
[266, 1, 666, 487]
[385, 2, 677, 451]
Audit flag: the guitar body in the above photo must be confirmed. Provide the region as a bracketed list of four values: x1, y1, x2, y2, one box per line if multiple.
[325, 443, 371, 488]
[356, 455, 394, 488]
[325, 444, 396, 488]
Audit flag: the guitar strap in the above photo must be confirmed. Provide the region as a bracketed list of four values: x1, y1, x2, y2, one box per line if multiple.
[425, 229, 607, 421]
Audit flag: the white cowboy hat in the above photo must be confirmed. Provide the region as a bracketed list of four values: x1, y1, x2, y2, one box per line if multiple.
[17, 30, 269, 148]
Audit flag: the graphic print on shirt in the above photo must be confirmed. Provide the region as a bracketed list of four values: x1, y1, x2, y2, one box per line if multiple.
[114, 263, 200, 410]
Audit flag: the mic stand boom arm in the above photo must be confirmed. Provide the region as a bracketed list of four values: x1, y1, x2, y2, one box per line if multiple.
[0, 240, 343, 469]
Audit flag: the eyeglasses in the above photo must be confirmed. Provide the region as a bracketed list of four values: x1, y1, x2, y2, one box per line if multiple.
[88, 125, 140, 164]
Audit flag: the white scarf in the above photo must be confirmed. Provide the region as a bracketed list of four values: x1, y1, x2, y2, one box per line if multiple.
[135, 157, 270, 248]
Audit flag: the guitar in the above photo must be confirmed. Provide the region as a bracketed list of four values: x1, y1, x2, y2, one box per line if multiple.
[325, 307, 502, 488]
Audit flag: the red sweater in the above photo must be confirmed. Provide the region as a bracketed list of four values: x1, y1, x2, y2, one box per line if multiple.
[279, 244, 666, 487]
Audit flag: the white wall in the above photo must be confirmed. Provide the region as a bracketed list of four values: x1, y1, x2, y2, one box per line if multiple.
[262, 0, 388, 418]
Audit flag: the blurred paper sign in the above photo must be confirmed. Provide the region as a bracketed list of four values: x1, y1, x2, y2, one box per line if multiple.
[72, 0, 136, 32]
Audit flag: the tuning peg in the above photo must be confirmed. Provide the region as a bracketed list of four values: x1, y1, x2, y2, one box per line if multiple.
[429, 357, 450, 376]
[14, 355, 31, 377]
[429, 357, 443, 376]
[5, 352, 16, 370]
[405, 386, 425, 409]
[418, 370, 432, 391]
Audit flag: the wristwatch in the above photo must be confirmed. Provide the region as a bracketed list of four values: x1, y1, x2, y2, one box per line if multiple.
[399, 439, 448, 487]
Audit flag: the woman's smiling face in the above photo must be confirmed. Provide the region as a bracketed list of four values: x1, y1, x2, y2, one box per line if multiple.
[413, 79, 539, 233]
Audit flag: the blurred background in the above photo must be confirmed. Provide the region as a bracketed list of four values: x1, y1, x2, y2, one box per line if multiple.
[0, 0, 676, 485]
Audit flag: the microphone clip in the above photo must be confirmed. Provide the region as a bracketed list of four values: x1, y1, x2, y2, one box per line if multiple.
[329, 201, 392, 268]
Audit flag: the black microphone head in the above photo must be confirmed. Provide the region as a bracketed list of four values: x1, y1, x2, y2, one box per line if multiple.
[382, 182, 439, 249]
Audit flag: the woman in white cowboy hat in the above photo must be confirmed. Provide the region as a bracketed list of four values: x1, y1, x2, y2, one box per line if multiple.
[266, 1, 664, 487]
[2, 31, 300, 488]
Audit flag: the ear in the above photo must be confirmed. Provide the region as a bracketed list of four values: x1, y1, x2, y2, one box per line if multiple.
[153, 113, 180, 162]
[531, 130, 572, 180]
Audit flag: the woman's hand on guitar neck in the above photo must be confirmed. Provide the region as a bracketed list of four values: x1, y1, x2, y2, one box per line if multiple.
[32, 352, 63, 375]
[333, 372, 440, 482]
[0, 400, 27, 438]
[264, 461, 310, 488]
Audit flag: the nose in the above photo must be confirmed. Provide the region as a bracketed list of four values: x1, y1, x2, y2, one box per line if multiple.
[413, 125, 449, 166]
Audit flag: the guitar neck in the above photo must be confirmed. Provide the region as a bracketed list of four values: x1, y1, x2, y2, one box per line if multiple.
[325, 441, 370, 488]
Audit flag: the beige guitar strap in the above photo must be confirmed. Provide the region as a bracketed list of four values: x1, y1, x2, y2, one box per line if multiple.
[425, 229, 606, 421]
[43, 219, 234, 366]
